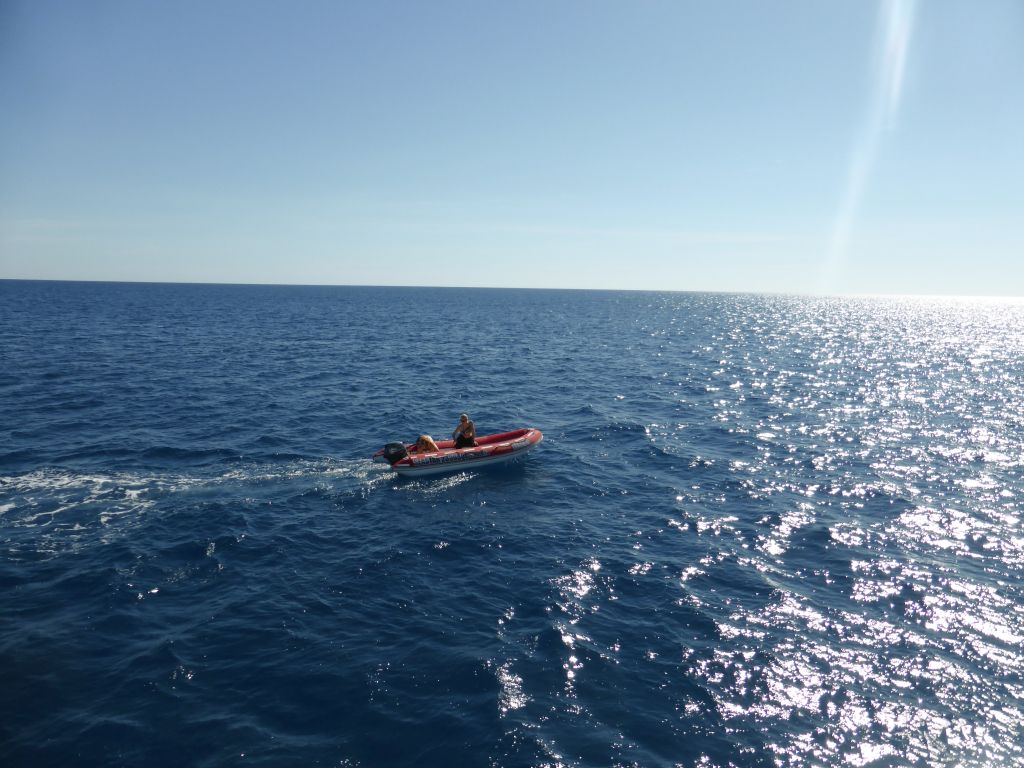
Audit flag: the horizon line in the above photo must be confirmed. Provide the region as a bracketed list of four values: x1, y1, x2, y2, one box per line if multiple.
[0, 277, 1021, 302]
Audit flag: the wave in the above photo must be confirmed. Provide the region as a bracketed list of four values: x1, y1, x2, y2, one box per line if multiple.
[0, 456, 384, 555]
[139, 446, 241, 462]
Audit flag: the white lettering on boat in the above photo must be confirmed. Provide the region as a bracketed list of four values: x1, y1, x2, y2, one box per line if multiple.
[411, 450, 490, 466]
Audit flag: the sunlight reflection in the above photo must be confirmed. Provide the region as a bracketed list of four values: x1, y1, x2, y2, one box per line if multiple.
[819, 0, 917, 292]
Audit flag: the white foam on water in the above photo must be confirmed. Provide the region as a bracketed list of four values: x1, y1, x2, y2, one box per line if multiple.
[0, 457, 384, 560]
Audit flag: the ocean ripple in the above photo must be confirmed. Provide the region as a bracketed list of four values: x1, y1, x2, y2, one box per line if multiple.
[2, 283, 1023, 766]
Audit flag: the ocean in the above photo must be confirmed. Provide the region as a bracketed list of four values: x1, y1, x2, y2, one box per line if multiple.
[1, 280, 1022, 767]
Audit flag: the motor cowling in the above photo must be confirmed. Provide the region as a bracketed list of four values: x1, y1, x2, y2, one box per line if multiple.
[381, 442, 409, 465]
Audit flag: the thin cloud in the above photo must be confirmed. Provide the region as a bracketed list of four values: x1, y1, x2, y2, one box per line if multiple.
[819, 0, 916, 293]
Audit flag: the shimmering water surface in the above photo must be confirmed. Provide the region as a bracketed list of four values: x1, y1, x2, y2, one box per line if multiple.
[2, 281, 1022, 767]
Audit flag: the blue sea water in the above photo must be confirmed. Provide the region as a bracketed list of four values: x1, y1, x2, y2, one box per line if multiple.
[1, 280, 1023, 767]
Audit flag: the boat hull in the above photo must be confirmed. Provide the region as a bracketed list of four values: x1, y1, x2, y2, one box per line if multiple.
[374, 428, 543, 477]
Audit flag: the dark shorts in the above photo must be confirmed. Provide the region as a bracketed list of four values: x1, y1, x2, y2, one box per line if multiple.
[455, 435, 476, 449]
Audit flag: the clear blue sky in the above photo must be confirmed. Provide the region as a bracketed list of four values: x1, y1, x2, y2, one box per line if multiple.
[1, 0, 1021, 295]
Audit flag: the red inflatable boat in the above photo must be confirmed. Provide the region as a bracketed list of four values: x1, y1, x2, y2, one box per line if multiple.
[373, 428, 543, 477]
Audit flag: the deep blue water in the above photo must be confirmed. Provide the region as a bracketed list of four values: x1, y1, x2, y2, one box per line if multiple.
[2, 280, 1023, 767]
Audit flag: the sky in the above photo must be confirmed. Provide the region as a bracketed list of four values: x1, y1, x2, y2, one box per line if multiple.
[1, 0, 1022, 295]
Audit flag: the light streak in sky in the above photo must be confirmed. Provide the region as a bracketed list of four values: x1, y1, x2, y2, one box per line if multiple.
[819, 0, 916, 294]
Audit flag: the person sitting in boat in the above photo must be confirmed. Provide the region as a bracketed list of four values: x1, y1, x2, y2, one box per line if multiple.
[413, 434, 439, 453]
[452, 413, 477, 448]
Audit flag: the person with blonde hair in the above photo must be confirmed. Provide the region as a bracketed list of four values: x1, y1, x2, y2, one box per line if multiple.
[413, 434, 439, 453]
[452, 413, 477, 448]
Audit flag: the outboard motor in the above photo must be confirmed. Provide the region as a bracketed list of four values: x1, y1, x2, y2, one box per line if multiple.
[381, 442, 409, 465]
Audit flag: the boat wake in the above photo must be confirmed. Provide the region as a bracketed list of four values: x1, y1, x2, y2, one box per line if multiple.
[0, 457, 384, 560]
